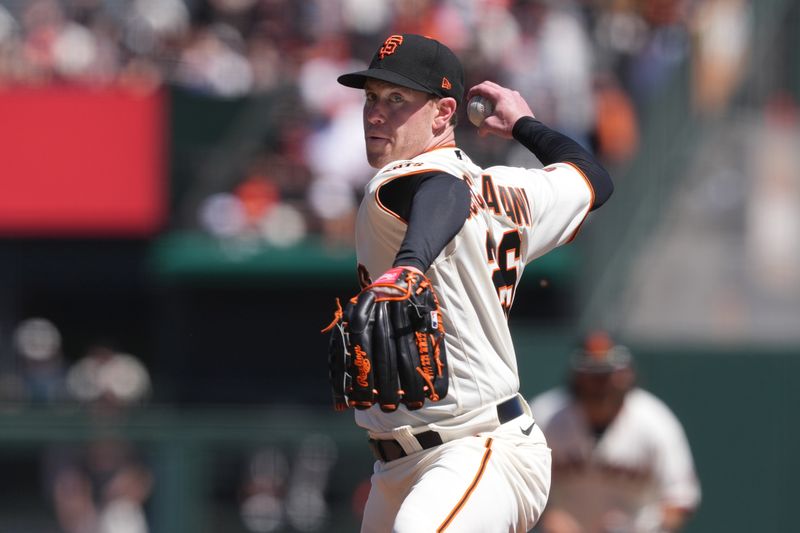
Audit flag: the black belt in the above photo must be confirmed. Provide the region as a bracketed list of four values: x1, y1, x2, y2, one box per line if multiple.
[368, 396, 525, 462]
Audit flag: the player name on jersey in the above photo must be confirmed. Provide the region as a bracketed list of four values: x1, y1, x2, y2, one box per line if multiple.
[463, 172, 532, 228]
[380, 154, 534, 229]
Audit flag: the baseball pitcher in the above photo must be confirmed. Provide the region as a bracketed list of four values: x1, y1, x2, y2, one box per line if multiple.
[324, 33, 613, 532]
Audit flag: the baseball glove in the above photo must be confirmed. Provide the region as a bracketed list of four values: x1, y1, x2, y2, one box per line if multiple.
[322, 267, 449, 412]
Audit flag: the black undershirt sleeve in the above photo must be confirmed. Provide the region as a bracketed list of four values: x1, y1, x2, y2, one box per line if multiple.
[378, 171, 471, 273]
[512, 116, 613, 210]
[380, 118, 611, 274]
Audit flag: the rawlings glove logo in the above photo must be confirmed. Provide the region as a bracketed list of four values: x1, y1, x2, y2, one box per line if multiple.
[353, 345, 371, 388]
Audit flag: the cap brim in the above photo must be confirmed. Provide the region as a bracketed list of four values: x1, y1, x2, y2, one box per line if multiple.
[337, 68, 433, 95]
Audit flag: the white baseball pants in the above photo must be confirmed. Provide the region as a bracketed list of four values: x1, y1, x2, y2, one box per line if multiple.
[360, 413, 551, 532]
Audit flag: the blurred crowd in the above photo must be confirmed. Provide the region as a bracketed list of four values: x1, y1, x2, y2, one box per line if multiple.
[0, 0, 753, 249]
[0, 317, 151, 407]
[0, 317, 353, 532]
[0, 316, 154, 533]
[0, 0, 752, 249]
[237, 435, 340, 532]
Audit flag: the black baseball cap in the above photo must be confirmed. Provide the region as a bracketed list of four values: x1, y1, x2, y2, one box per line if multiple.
[338, 34, 464, 104]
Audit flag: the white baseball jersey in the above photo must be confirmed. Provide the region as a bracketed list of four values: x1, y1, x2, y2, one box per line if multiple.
[530, 387, 701, 533]
[354, 146, 593, 435]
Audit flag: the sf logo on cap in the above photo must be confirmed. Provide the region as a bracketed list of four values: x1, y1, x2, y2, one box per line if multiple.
[379, 35, 404, 59]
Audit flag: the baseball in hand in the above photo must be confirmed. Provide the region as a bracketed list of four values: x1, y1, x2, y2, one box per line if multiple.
[467, 95, 493, 127]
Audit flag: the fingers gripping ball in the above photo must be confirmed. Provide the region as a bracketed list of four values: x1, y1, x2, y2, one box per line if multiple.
[467, 95, 494, 127]
[322, 268, 449, 412]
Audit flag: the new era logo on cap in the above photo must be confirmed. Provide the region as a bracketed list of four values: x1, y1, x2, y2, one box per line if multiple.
[337, 33, 464, 104]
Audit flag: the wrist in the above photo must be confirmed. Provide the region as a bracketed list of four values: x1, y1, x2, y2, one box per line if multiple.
[374, 266, 424, 286]
[373, 267, 408, 285]
[511, 115, 539, 140]
[391, 262, 425, 275]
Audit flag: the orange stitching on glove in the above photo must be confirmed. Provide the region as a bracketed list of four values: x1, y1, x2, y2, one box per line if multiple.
[434, 344, 445, 377]
[415, 366, 439, 401]
[320, 298, 344, 333]
[371, 283, 414, 302]
[349, 267, 431, 302]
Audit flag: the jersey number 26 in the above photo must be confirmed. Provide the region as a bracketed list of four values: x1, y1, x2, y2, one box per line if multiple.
[486, 230, 521, 316]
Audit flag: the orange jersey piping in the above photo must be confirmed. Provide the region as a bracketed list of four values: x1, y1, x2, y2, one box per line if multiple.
[562, 162, 595, 243]
[374, 167, 456, 224]
[437, 438, 494, 532]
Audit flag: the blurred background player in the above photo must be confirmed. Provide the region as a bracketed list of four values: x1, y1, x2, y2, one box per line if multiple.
[530, 332, 700, 533]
